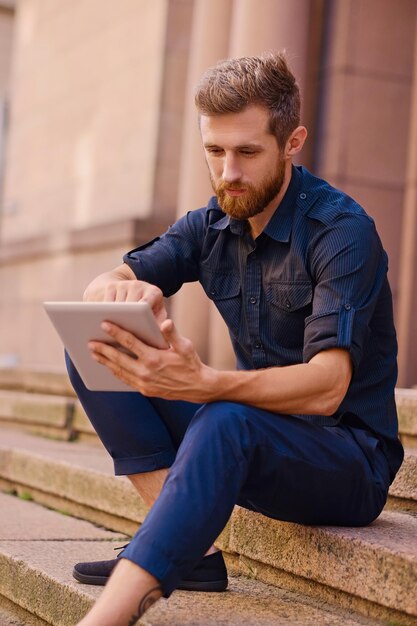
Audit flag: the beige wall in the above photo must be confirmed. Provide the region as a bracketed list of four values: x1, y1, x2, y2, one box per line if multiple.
[0, 5, 14, 202]
[0, 0, 416, 384]
[0, 0, 192, 370]
[2, 0, 169, 241]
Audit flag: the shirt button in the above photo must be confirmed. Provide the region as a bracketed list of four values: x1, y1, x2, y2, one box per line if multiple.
[285, 299, 291, 309]
[299, 192, 307, 200]
[249, 297, 257, 304]
[254, 342, 262, 349]
[210, 289, 216, 296]
[344, 303, 352, 311]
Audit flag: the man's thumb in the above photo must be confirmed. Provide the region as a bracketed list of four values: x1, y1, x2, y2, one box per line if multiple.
[160, 319, 182, 350]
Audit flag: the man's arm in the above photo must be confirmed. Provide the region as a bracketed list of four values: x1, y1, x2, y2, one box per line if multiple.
[89, 319, 353, 417]
[83, 263, 167, 323]
[206, 347, 352, 416]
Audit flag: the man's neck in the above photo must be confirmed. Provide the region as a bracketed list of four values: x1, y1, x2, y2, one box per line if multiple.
[248, 162, 292, 239]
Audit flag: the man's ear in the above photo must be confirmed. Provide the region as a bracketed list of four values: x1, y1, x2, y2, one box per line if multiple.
[285, 126, 308, 158]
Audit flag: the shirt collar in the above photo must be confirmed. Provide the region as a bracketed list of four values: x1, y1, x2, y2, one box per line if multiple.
[209, 165, 302, 242]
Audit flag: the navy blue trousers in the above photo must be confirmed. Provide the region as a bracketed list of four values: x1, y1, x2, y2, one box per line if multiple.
[66, 355, 390, 596]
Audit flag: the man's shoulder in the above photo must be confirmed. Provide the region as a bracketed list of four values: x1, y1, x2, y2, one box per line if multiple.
[298, 167, 373, 228]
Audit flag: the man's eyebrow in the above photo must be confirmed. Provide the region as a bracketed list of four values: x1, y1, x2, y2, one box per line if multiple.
[235, 143, 263, 150]
[203, 142, 263, 150]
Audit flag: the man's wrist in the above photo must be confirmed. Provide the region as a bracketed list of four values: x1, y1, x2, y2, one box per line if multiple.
[199, 364, 223, 403]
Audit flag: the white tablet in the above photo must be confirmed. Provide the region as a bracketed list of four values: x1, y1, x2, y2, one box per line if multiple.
[44, 301, 168, 392]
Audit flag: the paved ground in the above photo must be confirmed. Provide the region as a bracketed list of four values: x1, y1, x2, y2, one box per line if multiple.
[0, 491, 388, 626]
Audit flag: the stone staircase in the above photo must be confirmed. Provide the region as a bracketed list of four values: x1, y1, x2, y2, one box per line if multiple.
[0, 369, 416, 626]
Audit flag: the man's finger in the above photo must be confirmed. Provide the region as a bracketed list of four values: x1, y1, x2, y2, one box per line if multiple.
[89, 346, 139, 390]
[160, 319, 192, 354]
[99, 322, 147, 359]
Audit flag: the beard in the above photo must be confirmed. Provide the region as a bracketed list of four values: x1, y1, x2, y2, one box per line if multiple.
[211, 157, 286, 220]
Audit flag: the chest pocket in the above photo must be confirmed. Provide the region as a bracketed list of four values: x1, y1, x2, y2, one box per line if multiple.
[201, 269, 240, 300]
[266, 281, 313, 312]
[200, 269, 241, 332]
[265, 281, 313, 350]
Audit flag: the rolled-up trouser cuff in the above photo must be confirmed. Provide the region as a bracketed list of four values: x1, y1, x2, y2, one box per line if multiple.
[119, 541, 183, 597]
[113, 450, 175, 476]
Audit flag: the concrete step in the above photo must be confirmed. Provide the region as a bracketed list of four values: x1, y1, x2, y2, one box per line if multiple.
[0, 427, 416, 625]
[396, 387, 417, 450]
[0, 368, 75, 396]
[0, 427, 145, 536]
[0, 389, 75, 441]
[386, 449, 417, 514]
[0, 492, 396, 626]
[0, 388, 97, 443]
[0, 368, 97, 443]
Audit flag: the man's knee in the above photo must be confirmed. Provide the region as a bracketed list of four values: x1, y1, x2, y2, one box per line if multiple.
[191, 401, 254, 441]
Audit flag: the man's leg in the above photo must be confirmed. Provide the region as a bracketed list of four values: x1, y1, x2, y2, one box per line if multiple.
[66, 350, 200, 504]
[65, 355, 222, 585]
[66, 352, 196, 478]
[117, 401, 390, 596]
[76, 401, 391, 623]
[78, 560, 161, 626]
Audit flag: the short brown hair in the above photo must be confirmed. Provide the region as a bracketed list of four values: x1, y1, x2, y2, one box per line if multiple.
[194, 52, 300, 149]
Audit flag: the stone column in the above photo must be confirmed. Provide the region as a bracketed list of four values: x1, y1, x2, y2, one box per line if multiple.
[397, 15, 417, 387]
[208, 0, 313, 369]
[229, 0, 311, 90]
[171, 0, 233, 363]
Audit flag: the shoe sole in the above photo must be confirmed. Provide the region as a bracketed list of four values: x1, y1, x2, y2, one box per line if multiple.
[177, 579, 228, 592]
[72, 568, 109, 585]
[73, 567, 227, 592]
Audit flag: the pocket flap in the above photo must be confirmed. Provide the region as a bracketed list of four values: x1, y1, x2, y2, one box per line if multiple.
[201, 270, 241, 300]
[266, 282, 312, 311]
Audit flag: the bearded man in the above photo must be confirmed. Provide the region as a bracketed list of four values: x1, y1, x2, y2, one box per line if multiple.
[67, 53, 404, 626]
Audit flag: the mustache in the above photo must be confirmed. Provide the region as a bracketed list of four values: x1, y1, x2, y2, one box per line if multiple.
[215, 181, 248, 192]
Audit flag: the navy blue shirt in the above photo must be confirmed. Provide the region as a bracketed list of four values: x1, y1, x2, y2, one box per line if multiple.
[124, 166, 403, 480]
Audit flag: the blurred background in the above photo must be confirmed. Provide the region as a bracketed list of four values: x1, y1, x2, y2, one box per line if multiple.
[0, 0, 416, 386]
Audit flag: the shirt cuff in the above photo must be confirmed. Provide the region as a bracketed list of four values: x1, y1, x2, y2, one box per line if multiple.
[303, 305, 370, 371]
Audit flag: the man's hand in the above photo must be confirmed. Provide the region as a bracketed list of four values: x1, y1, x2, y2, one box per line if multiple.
[88, 319, 217, 401]
[83, 263, 167, 323]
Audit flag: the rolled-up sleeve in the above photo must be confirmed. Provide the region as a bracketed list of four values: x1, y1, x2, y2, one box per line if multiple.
[303, 214, 387, 371]
[123, 210, 205, 297]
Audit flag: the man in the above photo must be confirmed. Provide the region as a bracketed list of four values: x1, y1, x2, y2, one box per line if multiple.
[69, 53, 404, 626]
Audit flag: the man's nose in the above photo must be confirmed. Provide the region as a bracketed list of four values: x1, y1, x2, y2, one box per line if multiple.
[222, 154, 241, 183]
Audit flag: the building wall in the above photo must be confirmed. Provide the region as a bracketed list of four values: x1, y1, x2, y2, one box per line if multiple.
[0, 0, 416, 384]
[0, 4, 14, 205]
[2, 0, 169, 239]
[315, 0, 417, 386]
[316, 0, 416, 298]
[0, 0, 193, 369]
[0, 6, 13, 94]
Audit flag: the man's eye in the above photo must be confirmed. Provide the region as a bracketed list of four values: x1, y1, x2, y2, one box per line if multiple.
[240, 150, 256, 156]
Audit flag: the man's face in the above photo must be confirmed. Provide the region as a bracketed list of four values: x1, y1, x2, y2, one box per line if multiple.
[200, 105, 287, 220]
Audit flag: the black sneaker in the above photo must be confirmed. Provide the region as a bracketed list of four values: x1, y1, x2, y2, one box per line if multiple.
[73, 547, 228, 592]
